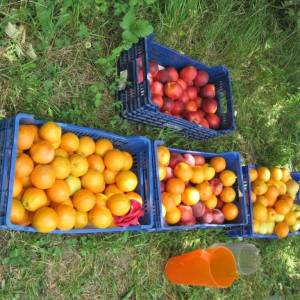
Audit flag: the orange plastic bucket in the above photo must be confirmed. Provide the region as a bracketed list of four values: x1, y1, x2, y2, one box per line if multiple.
[165, 246, 239, 288]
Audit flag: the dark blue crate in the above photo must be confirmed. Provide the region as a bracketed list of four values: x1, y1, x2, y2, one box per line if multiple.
[152, 140, 247, 231]
[117, 34, 236, 140]
[0, 113, 155, 234]
[229, 165, 300, 238]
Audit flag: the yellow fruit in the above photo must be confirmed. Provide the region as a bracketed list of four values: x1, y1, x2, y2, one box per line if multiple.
[95, 193, 108, 208]
[50, 156, 71, 179]
[249, 169, 258, 182]
[181, 187, 200, 206]
[165, 207, 181, 225]
[69, 154, 89, 177]
[39, 122, 62, 143]
[22, 187, 48, 212]
[284, 211, 296, 226]
[66, 176, 81, 195]
[87, 154, 105, 172]
[257, 167, 271, 182]
[253, 203, 268, 222]
[219, 170, 236, 187]
[286, 179, 299, 198]
[55, 204, 76, 231]
[252, 180, 268, 195]
[17, 124, 36, 150]
[191, 167, 205, 184]
[274, 222, 289, 239]
[205, 194, 218, 209]
[115, 170, 138, 192]
[220, 187, 236, 203]
[10, 199, 28, 225]
[210, 156, 226, 173]
[126, 192, 143, 205]
[30, 164, 56, 189]
[95, 139, 113, 156]
[159, 166, 167, 181]
[203, 166, 215, 181]
[256, 195, 269, 207]
[274, 199, 290, 215]
[30, 141, 55, 164]
[253, 219, 260, 233]
[106, 194, 131, 216]
[81, 169, 105, 193]
[13, 177, 23, 198]
[270, 167, 283, 181]
[32, 207, 58, 233]
[55, 148, 69, 158]
[122, 151, 133, 171]
[157, 146, 170, 166]
[74, 211, 88, 229]
[162, 192, 176, 212]
[174, 162, 193, 182]
[77, 136, 96, 157]
[104, 184, 123, 197]
[162, 204, 166, 217]
[104, 150, 124, 171]
[165, 178, 185, 195]
[60, 132, 80, 153]
[267, 208, 277, 222]
[281, 168, 291, 183]
[88, 207, 113, 228]
[47, 179, 70, 203]
[103, 169, 117, 184]
[72, 189, 96, 212]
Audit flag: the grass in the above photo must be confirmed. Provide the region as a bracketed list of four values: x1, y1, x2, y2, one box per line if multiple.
[0, 0, 300, 299]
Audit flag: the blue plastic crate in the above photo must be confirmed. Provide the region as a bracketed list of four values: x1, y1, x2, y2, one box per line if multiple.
[117, 34, 236, 140]
[0, 113, 154, 234]
[229, 165, 300, 238]
[152, 140, 247, 231]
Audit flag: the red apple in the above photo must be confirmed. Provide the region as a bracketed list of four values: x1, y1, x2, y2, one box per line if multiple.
[166, 67, 179, 81]
[173, 114, 182, 118]
[186, 80, 194, 86]
[165, 167, 174, 180]
[151, 81, 164, 96]
[199, 210, 214, 224]
[210, 178, 223, 196]
[180, 66, 197, 82]
[182, 216, 197, 226]
[149, 61, 159, 77]
[212, 209, 225, 224]
[194, 70, 209, 87]
[183, 153, 195, 166]
[202, 98, 218, 114]
[206, 113, 221, 129]
[178, 205, 194, 223]
[137, 57, 143, 67]
[216, 199, 225, 209]
[161, 97, 174, 113]
[194, 97, 202, 108]
[194, 155, 205, 166]
[176, 78, 187, 90]
[178, 91, 189, 104]
[198, 118, 209, 128]
[148, 73, 153, 85]
[200, 83, 216, 98]
[160, 182, 165, 192]
[192, 202, 206, 218]
[186, 86, 198, 100]
[155, 69, 170, 83]
[151, 95, 164, 108]
[169, 153, 184, 168]
[185, 100, 199, 112]
[138, 68, 144, 83]
[184, 111, 202, 124]
[164, 82, 183, 100]
[171, 100, 184, 115]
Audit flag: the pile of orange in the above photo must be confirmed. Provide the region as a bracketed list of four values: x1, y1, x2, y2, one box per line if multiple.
[11, 122, 142, 233]
[250, 166, 300, 238]
[158, 146, 240, 225]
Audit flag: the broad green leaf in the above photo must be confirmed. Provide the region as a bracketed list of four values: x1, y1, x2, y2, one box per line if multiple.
[120, 9, 135, 30]
[132, 20, 153, 37]
[122, 30, 138, 43]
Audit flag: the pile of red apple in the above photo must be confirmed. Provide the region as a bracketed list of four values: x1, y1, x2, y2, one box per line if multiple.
[147, 61, 220, 129]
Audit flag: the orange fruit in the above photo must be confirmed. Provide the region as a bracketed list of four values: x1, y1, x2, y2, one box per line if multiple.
[18, 125, 37, 150]
[30, 141, 55, 164]
[277, 195, 293, 208]
[196, 181, 212, 201]
[274, 222, 289, 239]
[15, 153, 34, 178]
[50, 156, 71, 179]
[13, 177, 23, 197]
[220, 187, 236, 203]
[159, 166, 167, 181]
[126, 192, 143, 205]
[77, 136, 95, 157]
[104, 184, 123, 197]
[74, 211, 88, 229]
[157, 146, 170, 166]
[181, 187, 200, 206]
[103, 169, 117, 184]
[10, 199, 28, 225]
[251, 192, 257, 203]
[267, 208, 277, 222]
[191, 167, 205, 184]
[277, 181, 287, 195]
[274, 199, 291, 215]
[205, 194, 218, 209]
[162, 204, 166, 217]
[253, 219, 260, 233]
[281, 168, 291, 183]
[69, 154, 88, 177]
[60, 132, 79, 152]
[210, 156, 226, 173]
[173, 194, 182, 206]
[32, 207, 58, 233]
[72, 189, 96, 212]
[174, 162, 193, 182]
[106, 193, 131, 216]
[104, 150, 124, 171]
[162, 192, 176, 212]
[202, 166, 216, 181]
[264, 185, 279, 207]
[21, 187, 48, 211]
[252, 180, 268, 195]
[95, 193, 108, 208]
[55, 148, 69, 158]
[270, 167, 283, 181]
[47, 179, 70, 203]
[284, 211, 296, 226]
[286, 179, 299, 198]
[256, 195, 269, 207]
[165, 207, 181, 224]
[81, 169, 105, 193]
[95, 139, 113, 156]
[59, 198, 73, 208]
[115, 170, 138, 192]
[51, 140, 61, 149]
[87, 154, 105, 172]
[253, 203, 268, 222]
[66, 176, 81, 195]
[165, 178, 185, 195]
[39, 122, 62, 143]
[30, 164, 56, 189]
[249, 169, 258, 182]
[88, 206, 113, 228]
[18, 210, 32, 226]
[219, 170, 237, 187]
[122, 151, 133, 171]
[257, 167, 271, 182]
[222, 203, 239, 221]
[55, 204, 76, 230]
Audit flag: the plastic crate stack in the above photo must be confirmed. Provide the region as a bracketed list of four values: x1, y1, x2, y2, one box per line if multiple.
[117, 34, 236, 140]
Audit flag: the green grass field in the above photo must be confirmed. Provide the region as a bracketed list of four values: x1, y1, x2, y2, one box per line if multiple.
[0, 0, 300, 299]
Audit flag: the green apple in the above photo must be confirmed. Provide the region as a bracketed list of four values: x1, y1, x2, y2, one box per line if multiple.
[66, 176, 81, 195]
